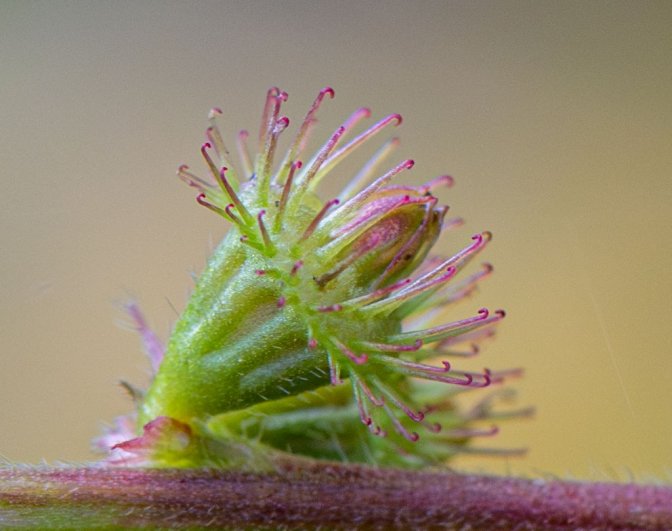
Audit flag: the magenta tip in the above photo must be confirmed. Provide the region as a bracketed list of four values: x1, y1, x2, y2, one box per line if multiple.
[440, 175, 455, 187]
[360, 107, 372, 118]
[321, 86, 335, 98]
[290, 260, 303, 275]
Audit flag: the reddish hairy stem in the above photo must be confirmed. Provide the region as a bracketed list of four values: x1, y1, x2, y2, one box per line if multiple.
[1, 463, 670, 529]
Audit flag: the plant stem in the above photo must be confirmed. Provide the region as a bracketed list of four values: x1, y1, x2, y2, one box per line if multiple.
[1, 462, 670, 529]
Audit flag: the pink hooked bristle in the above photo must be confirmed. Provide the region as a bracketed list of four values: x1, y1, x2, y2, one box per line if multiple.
[319, 159, 416, 237]
[276, 296, 286, 308]
[439, 262, 495, 305]
[370, 425, 387, 437]
[217, 167, 252, 222]
[339, 136, 401, 200]
[419, 371, 477, 387]
[402, 233, 490, 294]
[200, 142, 220, 182]
[205, 127, 219, 155]
[420, 174, 454, 193]
[421, 420, 442, 434]
[178, 165, 213, 192]
[333, 339, 368, 365]
[384, 175, 455, 197]
[383, 355, 493, 387]
[274, 160, 302, 230]
[435, 342, 481, 358]
[316, 304, 343, 313]
[208, 107, 223, 118]
[338, 277, 412, 309]
[350, 375, 386, 437]
[196, 193, 229, 220]
[292, 125, 347, 196]
[437, 326, 496, 349]
[359, 338, 423, 353]
[362, 266, 458, 315]
[299, 198, 340, 241]
[256, 88, 289, 189]
[277, 87, 335, 177]
[383, 403, 419, 442]
[327, 114, 403, 171]
[310, 111, 403, 185]
[290, 260, 303, 276]
[206, 107, 236, 176]
[403, 306, 494, 340]
[326, 352, 342, 385]
[343, 106, 372, 128]
[374, 379, 425, 423]
[353, 375, 385, 407]
[353, 393, 373, 427]
[381, 357, 453, 375]
[256, 210, 274, 252]
[258, 86, 284, 146]
[224, 203, 243, 225]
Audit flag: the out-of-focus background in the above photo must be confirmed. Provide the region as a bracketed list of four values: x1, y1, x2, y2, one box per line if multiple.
[1, 1, 670, 481]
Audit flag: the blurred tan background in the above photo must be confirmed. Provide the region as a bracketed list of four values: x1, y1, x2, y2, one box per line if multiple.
[1, 1, 670, 481]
